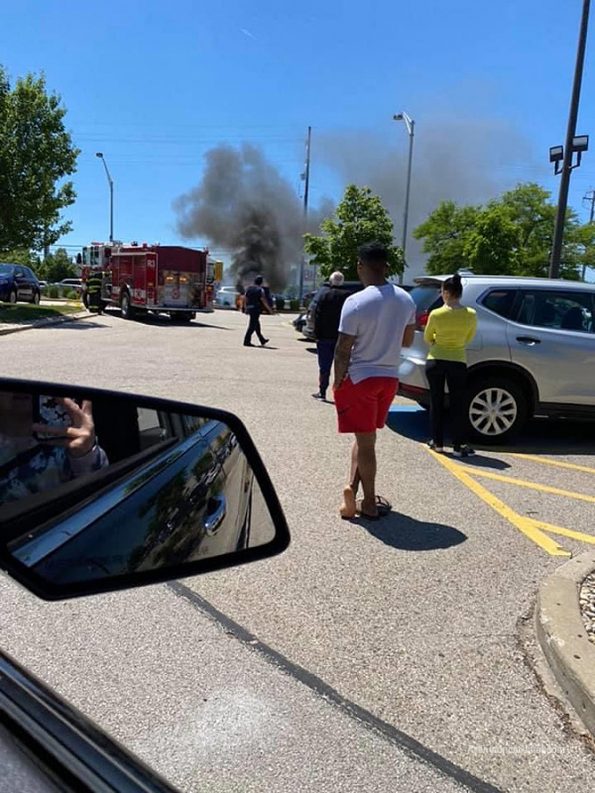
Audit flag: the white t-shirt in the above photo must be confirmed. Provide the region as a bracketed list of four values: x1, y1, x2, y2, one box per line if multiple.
[338, 283, 416, 384]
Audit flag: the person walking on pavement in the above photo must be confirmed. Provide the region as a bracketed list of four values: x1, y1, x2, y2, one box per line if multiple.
[424, 273, 477, 457]
[243, 275, 272, 347]
[312, 271, 348, 401]
[333, 242, 416, 520]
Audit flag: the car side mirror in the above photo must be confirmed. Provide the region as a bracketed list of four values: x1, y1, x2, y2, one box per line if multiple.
[0, 379, 289, 600]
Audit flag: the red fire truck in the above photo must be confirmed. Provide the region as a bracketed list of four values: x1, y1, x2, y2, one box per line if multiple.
[81, 242, 222, 321]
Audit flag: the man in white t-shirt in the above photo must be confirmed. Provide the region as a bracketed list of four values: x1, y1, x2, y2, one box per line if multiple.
[333, 242, 416, 519]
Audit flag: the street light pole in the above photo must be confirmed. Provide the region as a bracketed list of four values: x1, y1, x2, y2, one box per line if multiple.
[393, 112, 415, 285]
[95, 152, 114, 243]
[549, 0, 591, 279]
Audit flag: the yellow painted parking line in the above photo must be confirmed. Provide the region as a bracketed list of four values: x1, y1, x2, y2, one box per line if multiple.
[428, 450, 570, 556]
[467, 468, 595, 505]
[510, 453, 595, 476]
[529, 520, 595, 546]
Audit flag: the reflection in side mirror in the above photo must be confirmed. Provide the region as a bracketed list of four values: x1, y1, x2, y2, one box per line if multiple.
[0, 380, 289, 600]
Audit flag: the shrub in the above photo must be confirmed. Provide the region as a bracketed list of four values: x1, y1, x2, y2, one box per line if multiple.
[275, 297, 285, 311]
[289, 299, 300, 311]
[66, 289, 80, 301]
[48, 285, 60, 298]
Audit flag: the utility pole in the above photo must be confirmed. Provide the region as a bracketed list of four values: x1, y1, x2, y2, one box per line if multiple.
[582, 189, 595, 280]
[299, 125, 311, 304]
[549, 0, 591, 279]
[584, 189, 595, 224]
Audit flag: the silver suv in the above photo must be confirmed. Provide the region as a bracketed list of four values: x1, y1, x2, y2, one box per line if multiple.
[398, 275, 595, 443]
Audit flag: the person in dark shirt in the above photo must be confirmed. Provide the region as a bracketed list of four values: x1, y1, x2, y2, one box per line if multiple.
[243, 275, 272, 347]
[312, 271, 348, 401]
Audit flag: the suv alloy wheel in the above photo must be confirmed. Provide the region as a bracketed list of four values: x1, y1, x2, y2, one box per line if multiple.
[465, 376, 528, 444]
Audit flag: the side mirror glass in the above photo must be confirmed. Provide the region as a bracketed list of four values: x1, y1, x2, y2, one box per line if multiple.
[0, 380, 289, 600]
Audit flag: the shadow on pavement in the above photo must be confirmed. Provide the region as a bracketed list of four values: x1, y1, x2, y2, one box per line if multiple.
[38, 320, 106, 331]
[442, 453, 511, 470]
[486, 416, 595, 456]
[355, 511, 467, 551]
[386, 405, 595, 457]
[109, 310, 231, 331]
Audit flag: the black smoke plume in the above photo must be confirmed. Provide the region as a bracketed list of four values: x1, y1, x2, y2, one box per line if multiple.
[175, 144, 328, 290]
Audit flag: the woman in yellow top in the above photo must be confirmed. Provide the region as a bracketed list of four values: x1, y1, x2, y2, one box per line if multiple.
[424, 273, 477, 457]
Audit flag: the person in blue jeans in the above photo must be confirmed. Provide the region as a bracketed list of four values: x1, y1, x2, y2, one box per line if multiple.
[312, 271, 348, 401]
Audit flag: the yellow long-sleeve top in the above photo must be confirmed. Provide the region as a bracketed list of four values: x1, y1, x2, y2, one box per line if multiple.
[423, 305, 477, 363]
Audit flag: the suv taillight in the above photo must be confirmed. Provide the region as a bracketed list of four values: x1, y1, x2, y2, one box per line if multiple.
[416, 311, 429, 330]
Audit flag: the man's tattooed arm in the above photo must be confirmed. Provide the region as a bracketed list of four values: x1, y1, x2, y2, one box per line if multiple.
[333, 333, 356, 389]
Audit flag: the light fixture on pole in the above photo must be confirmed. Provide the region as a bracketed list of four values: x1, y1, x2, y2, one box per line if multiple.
[393, 112, 415, 285]
[549, 0, 591, 279]
[95, 152, 114, 243]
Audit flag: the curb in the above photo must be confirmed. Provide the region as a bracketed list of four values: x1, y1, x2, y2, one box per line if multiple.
[535, 550, 595, 737]
[0, 310, 92, 337]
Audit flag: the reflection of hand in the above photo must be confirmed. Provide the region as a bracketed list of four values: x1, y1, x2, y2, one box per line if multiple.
[32, 398, 96, 458]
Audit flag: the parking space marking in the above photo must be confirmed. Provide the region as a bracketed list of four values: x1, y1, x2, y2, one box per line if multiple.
[466, 468, 595, 505]
[510, 453, 595, 476]
[428, 449, 595, 557]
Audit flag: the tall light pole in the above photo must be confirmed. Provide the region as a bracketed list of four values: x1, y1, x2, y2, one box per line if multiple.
[549, 0, 591, 279]
[95, 152, 114, 243]
[393, 112, 415, 285]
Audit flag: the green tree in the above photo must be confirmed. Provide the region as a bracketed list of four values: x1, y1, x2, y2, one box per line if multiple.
[304, 185, 404, 280]
[414, 182, 582, 279]
[413, 201, 480, 275]
[38, 248, 77, 282]
[0, 65, 79, 253]
[574, 222, 595, 277]
[0, 248, 41, 268]
[463, 205, 521, 274]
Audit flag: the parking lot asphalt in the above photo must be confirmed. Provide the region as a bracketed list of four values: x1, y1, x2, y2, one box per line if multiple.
[1, 308, 595, 792]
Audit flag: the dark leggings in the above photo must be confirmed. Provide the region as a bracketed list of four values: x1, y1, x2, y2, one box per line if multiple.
[425, 359, 468, 449]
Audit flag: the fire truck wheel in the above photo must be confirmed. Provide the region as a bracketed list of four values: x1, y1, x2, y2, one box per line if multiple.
[172, 312, 194, 323]
[120, 290, 135, 320]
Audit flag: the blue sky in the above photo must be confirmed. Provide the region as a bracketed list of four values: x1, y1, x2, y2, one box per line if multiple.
[2, 0, 594, 273]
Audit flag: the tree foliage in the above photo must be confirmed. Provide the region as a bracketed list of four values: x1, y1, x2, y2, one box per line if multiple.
[304, 185, 404, 281]
[0, 248, 40, 267]
[0, 65, 79, 253]
[414, 183, 588, 280]
[37, 248, 77, 282]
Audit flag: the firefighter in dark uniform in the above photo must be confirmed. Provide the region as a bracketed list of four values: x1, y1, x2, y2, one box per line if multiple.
[86, 268, 105, 314]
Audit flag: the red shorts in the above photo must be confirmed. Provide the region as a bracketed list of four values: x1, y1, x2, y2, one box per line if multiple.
[334, 376, 398, 434]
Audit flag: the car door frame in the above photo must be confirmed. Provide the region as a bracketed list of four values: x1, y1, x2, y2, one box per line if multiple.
[1, 649, 180, 793]
[506, 286, 595, 407]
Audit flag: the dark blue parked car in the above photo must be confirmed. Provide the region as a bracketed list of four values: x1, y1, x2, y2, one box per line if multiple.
[0, 263, 41, 304]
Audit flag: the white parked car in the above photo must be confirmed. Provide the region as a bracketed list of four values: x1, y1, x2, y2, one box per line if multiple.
[215, 286, 239, 308]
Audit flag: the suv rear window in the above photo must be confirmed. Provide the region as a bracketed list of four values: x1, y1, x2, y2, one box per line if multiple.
[409, 285, 442, 312]
[408, 285, 443, 329]
[480, 289, 517, 319]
